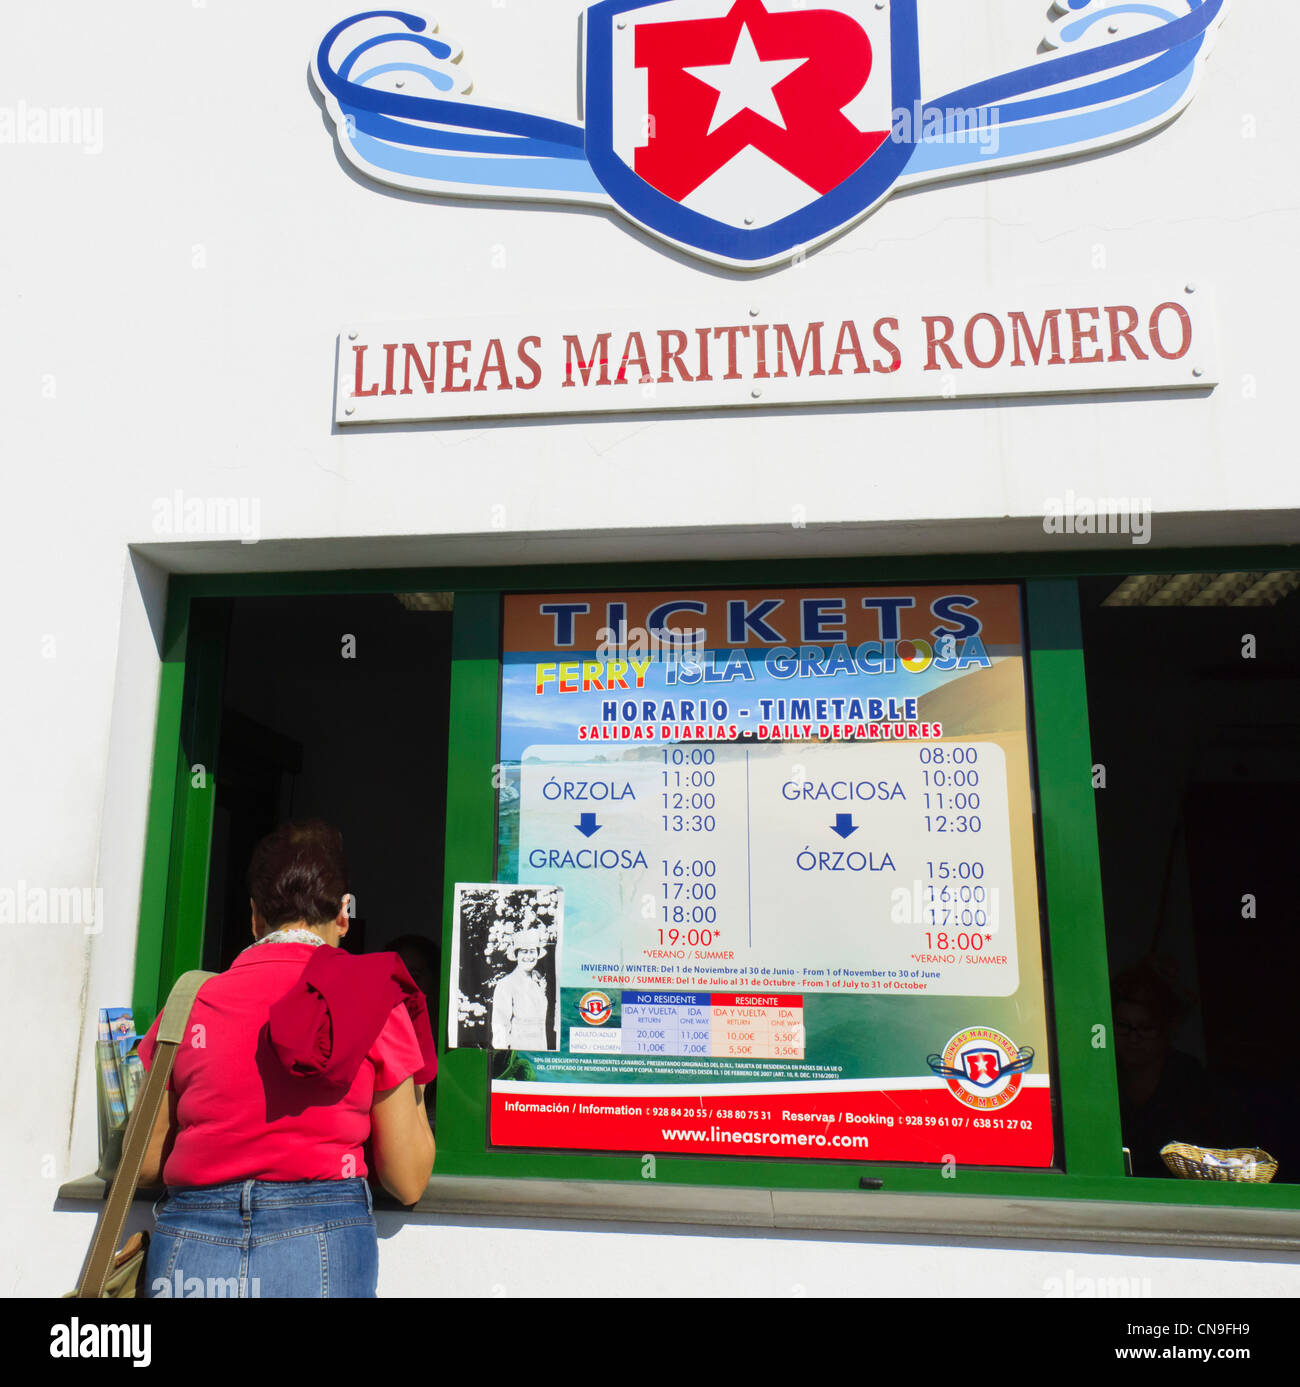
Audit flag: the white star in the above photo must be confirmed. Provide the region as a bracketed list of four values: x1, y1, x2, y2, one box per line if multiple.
[685, 22, 808, 137]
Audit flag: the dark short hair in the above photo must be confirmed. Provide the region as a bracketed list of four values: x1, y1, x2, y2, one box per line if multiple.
[247, 821, 348, 929]
[1111, 960, 1187, 1029]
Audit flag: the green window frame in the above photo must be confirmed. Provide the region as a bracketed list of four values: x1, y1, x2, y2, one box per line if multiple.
[132, 548, 1300, 1217]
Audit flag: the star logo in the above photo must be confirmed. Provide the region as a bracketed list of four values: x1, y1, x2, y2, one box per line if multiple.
[684, 21, 808, 135]
[632, 0, 887, 205]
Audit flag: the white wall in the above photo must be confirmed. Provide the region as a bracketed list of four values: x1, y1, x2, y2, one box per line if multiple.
[373, 1216, 1299, 1299]
[3, 1, 1297, 1295]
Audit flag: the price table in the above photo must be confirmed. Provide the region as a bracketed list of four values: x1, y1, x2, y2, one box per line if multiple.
[622, 991, 713, 1056]
[570, 991, 805, 1060]
[709, 992, 805, 1059]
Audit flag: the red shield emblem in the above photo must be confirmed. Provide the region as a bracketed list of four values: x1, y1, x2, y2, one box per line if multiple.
[963, 1050, 1001, 1086]
[585, 0, 920, 267]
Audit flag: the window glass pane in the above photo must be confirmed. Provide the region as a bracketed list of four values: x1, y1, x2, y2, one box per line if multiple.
[1082, 572, 1300, 1182]
[202, 593, 453, 1126]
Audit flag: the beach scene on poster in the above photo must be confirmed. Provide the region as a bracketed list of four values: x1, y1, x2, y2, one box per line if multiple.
[490, 585, 1055, 1166]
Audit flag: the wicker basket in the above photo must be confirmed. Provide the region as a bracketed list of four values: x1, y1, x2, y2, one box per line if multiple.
[1160, 1142, 1278, 1182]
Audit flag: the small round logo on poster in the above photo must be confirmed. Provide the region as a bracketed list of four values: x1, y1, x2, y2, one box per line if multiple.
[578, 990, 613, 1026]
[938, 1026, 1028, 1110]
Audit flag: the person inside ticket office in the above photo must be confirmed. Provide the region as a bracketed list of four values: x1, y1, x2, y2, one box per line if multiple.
[491, 928, 550, 1050]
[1112, 959, 1240, 1177]
[391, 932, 440, 1011]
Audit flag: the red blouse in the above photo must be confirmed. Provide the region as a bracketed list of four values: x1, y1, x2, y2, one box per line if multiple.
[138, 943, 423, 1186]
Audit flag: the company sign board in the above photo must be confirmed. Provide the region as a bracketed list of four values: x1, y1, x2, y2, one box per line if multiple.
[336, 284, 1215, 424]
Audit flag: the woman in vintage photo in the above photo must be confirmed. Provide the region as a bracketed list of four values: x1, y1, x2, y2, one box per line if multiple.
[490, 928, 550, 1050]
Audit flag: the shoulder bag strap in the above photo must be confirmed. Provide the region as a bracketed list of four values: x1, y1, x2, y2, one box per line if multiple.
[76, 969, 215, 1298]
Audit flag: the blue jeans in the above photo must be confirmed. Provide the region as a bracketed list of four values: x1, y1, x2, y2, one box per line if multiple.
[144, 1179, 378, 1298]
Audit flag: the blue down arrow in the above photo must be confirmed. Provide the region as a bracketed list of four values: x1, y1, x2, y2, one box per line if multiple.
[831, 814, 858, 839]
[576, 812, 602, 838]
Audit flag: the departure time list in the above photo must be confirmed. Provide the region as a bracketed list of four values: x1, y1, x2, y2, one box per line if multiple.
[519, 740, 1019, 998]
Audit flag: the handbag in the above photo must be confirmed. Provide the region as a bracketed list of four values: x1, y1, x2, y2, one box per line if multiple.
[67, 970, 214, 1298]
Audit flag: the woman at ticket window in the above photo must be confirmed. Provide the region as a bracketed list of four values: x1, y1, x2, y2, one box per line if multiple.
[136, 821, 437, 1298]
[491, 929, 550, 1050]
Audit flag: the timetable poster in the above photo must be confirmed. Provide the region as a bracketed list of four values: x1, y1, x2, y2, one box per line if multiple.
[490, 586, 1055, 1167]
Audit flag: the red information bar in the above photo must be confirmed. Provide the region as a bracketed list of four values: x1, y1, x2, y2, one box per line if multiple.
[492, 1085, 1054, 1166]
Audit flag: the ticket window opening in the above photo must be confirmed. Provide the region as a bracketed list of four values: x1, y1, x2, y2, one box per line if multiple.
[199, 592, 452, 1121]
[1081, 572, 1300, 1180]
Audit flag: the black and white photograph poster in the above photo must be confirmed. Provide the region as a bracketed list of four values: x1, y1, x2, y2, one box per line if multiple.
[449, 883, 563, 1051]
